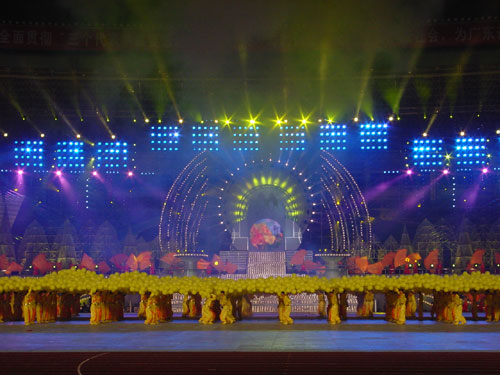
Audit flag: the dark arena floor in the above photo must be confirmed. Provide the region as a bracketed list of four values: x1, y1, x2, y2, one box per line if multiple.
[1, 313, 500, 374]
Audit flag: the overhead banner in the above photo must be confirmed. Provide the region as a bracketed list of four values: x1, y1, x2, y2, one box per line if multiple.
[0, 21, 500, 51]
[0, 23, 168, 51]
[419, 21, 500, 47]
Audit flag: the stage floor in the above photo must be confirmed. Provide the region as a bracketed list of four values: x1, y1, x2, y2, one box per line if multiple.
[2, 313, 500, 352]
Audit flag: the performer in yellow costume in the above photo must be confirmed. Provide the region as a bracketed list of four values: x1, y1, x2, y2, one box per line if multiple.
[277, 293, 284, 322]
[90, 291, 103, 325]
[278, 292, 293, 325]
[444, 293, 454, 323]
[219, 291, 236, 324]
[358, 291, 374, 318]
[405, 292, 417, 318]
[22, 289, 36, 325]
[182, 294, 190, 318]
[451, 293, 466, 325]
[145, 294, 160, 325]
[327, 291, 341, 324]
[101, 292, 110, 323]
[317, 292, 326, 318]
[241, 295, 253, 318]
[199, 294, 217, 324]
[188, 294, 198, 318]
[394, 290, 406, 325]
[138, 292, 149, 319]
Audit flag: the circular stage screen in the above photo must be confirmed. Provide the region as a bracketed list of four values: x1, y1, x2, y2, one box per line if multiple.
[250, 218, 284, 250]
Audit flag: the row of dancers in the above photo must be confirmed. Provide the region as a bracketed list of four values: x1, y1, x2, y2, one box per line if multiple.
[89, 291, 125, 324]
[3, 289, 500, 325]
[0, 290, 80, 325]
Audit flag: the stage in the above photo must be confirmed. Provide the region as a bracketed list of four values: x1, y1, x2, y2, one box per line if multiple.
[2, 313, 500, 352]
[2, 314, 500, 374]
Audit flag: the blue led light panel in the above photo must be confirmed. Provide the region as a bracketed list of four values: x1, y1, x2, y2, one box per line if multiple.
[13, 140, 44, 169]
[54, 141, 85, 172]
[455, 137, 489, 167]
[319, 123, 347, 150]
[150, 125, 179, 151]
[411, 138, 444, 171]
[360, 123, 388, 150]
[279, 125, 306, 151]
[191, 125, 219, 151]
[232, 125, 260, 151]
[94, 141, 130, 172]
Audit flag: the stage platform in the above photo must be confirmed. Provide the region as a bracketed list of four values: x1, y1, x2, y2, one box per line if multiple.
[2, 313, 500, 352]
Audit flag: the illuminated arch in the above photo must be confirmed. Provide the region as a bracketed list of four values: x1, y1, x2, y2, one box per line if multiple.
[159, 152, 211, 252]
[225, 169, 308, 227]
[317, 151, 372, 255]
[159, 151, 372, 256]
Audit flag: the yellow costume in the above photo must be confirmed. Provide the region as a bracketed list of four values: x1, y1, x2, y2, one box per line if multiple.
[385, 291, 396, 322]
[241, 295, 253, 318]
[394, 290, 406, 325]
[90, 291, 103, 325]
[199, 294, 217, 324]
[451, 294, 466, 325]
[358, 291, 374, 318]
[405, 292, 417, 318]
[327, 292, 341, 324]
[182, 294, 190, 317]
[22, 290, 36, 325]
[317, 292, 326, 318]
[443, 293, 454, 323]
[188, 295, 198, 318]
[145, 295, 160, 325]
[278, 293, 293, 325]
[219, 292, 236, 324]
[138, 293, 149, 319]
